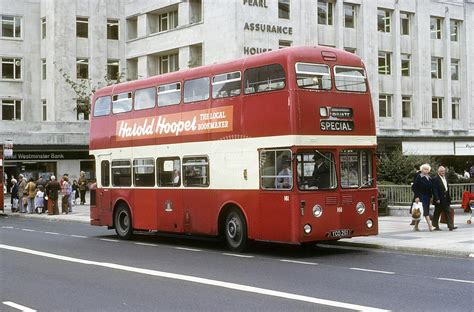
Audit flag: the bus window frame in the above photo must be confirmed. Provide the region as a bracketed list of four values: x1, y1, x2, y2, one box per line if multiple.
[333, 65, 367, 93]
[93, 96, 112, 117]
[183, 77, 210, 104]
[111, 159, 132, 187]
[134, 86, 156, 111]
[296, 150, 338, 191]
[259, 148, 293, 191]
[182, 155, 210, 187]
[243, 63, 286, 95]
[339, 149, 373, 189]
[295, 62, 332, 90]
[100, 160, 110, 187]
[132, 158, 155, 187]
[157, 82, 182, 107]
[211, 71, 242, 99]
[112, 92, 133, 114]
[157, 156, 181, 187]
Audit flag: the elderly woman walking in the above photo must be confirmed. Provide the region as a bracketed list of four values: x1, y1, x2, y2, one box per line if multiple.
[412, 163, 433, 231]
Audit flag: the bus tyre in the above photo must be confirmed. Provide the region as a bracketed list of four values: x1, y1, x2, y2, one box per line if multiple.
[224, 209, 248, 252]
[114, 204, 133, 240]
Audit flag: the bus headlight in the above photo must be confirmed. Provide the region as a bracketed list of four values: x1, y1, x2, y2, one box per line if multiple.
[312, 204, 323, 218]
[303, 224, 312, 234]
[366, 219, 373, 229]
[356, 202, 365, 215]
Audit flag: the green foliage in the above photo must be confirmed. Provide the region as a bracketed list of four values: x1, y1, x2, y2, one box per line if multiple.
[376, 149, 437, 185]
[55, 63, 126, 114]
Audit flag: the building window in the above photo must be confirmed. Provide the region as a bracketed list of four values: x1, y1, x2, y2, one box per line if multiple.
[451, 59, 459, 81]
[76, 17, 88, 38]
[450, 19, 460, 42]
[76, 59, 89, 79]
[77, 99, 89, 121]
[430, 16, 442, 39]
[1, 57, 22, 80]
[107, 60, 119, 80]
[318, 0, 333, 26]
[343, 3, 356, 28]
[41, 59, 46, 80]
[42, 99, 47, 121]
[107, 19, 119, 40]
[379, 94, 392, 118]
[41, 17, 46, 39]
[1, 15, 21, 38]
[127, 16, 137, 40]
[402, 96, 411, 118]
[378, 52, 391, 75]
[159, 10, 178, 32]
[400, 12, 410, 35]
[279, 40, 292, 49]
[432, 97, 443, 119]
[377, 8, 391, 33]
[159, 53, 178, 74]
[278, 0, 290, 19]
[451, 98, 460, 120]
[401, 54, 410, 77]
[431, 57, 442, 79]
[344, 47, 356, 54]
[1, 99, 21, 120]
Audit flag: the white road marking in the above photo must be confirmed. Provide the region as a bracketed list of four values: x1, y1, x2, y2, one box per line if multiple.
[280, 259, 318, 266]
[222, 253, 254, 258]
[0, 244, 388, 312]
[99, 238, 119, 243]
[2, 301, 37, 312]
[437, 277, 474, 284]
[70, 235, 88, 239]
[44, 232, 60, 235]
[350, 268, 395, 275]
[175, 247, 201, 252]
[21, 229, 36, 232]
[135, 242, 159, 247]
[469, 254, 474, 258]
[2, 226, 14, 229]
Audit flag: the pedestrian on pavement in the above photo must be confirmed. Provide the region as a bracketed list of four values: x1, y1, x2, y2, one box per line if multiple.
[72, 180, 79, 205]
[78, 171, 87, 205]
[25, 177, 37, 214]
[411, 197, 423, 231]
[412, 163, 433, 231]
[35, 185, 45, 214]
[45, 175, 60, 215]
[61, 175, 71, 214]
[409, 165, 422, 225]
[17, 174, 27, 213]
[10, 178, 19, 212]
[36, 175, 47, 189]
[432, 166, 457, 231]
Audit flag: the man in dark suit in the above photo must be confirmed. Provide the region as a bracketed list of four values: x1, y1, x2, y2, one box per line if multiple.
[432, 166, 456, 231]
[312, 154, 330, 188]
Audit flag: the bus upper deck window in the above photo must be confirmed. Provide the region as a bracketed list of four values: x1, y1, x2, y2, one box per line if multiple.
[184, 77, 210, 103]
[93, 96, 112, 117]
[158, 82, 181, 107]
[295, 63, 331, 90]
[334, 66, 367, 92]
[212, 71, 241, 99]
[244, 64, 286, 94]
[112, 92, 132, 113]
[134, 87, 156, 110]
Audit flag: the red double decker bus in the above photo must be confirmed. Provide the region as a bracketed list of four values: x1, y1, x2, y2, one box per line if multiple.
[90, 46, 378, 251]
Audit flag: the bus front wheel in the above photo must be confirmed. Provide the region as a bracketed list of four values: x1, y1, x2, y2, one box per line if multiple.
[114, 204, 133, 240]
[224, 209, 248, 252]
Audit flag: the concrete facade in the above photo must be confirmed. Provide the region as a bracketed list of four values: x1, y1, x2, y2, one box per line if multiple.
[0, 0, 473, 183]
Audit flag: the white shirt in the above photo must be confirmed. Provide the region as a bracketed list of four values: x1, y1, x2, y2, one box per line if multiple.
[440, 175, 448, 191]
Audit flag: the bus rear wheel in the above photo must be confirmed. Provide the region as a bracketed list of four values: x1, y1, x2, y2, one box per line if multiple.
[224, 209, 248, 252]
[114, 204, 133, 240]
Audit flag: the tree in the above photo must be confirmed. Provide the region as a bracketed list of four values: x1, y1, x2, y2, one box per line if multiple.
[55, 63, 127, 117]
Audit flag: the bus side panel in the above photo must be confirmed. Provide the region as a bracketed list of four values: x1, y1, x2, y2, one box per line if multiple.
[258, 192, 294, 243]
[133, 188, 158, 230]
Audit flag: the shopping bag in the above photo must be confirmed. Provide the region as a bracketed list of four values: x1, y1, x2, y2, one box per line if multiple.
[440, 208, 455, 224]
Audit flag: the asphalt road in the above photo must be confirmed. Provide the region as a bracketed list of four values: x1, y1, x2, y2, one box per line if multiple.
[1, 217, 472, 312]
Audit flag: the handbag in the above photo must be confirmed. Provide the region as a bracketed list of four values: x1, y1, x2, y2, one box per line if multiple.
[412, 207, 421, 219]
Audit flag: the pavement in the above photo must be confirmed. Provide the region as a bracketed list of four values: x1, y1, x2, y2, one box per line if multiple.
[2, 194, 473, 258]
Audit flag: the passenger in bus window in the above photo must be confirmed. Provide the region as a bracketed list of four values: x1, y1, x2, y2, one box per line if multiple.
[275, 161, 292, 189]
[312, 155, 330, 189]
[173, 170, 180, 185]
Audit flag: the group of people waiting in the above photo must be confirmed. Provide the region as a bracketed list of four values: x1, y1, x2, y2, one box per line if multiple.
[10, 171, 88, 215]
[411, 164, 457, 231]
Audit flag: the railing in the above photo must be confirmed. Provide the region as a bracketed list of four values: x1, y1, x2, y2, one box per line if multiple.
[378, 183, 474, 206]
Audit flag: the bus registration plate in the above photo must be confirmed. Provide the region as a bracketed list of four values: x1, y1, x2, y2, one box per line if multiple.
[328, 229, 351, 238]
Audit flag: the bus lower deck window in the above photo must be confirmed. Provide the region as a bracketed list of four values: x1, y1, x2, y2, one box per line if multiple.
[182, 157, 209, 187]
